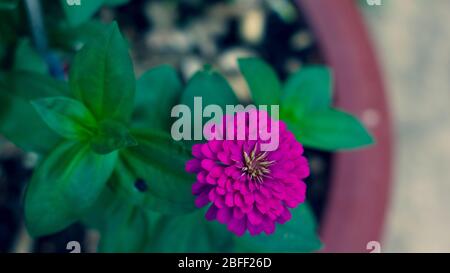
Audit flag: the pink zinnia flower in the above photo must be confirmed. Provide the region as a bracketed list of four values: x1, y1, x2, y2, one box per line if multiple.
[185, 110, 309, 236]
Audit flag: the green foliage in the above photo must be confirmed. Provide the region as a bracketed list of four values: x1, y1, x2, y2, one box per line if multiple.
[181, 68, 239, 110]
[25, 141, 117, 237]
[234, 204, 322, 252]
[90, 119, 137, 154]
[7, 21, 198, 240]
[95, 190, 150, 253]
[113, 129, 195, 214]
[144, 210, 233, 253]
[288, 109, 374, 150]
[133, 65, 183, 130]
[69, 22, 135, 123]
[238, 58, 282, 105]
[283, 66, 332, 114]
[13, 39, 47, 73]
[0, 7, 374, 252]
[181, 68, 239, 144]
[31, 97, 97, 140]
[0, 72, 68, 154]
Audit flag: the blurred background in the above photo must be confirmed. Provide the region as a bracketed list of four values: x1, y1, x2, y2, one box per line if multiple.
[362, 0, 450, 252]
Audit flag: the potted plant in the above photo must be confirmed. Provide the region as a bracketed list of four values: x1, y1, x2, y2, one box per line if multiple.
[0, 0, 391, 253]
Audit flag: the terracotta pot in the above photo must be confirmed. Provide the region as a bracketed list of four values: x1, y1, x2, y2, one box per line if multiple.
[296, 0, 392, 252]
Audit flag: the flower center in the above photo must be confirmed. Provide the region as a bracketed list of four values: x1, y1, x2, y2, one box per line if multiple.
[241, 144, 275, 183]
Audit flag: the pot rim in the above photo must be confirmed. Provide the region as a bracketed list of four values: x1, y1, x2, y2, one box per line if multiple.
[296, 0, 393, 252]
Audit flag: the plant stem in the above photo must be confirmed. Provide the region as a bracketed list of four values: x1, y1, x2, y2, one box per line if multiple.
[24, 0, 65, 80]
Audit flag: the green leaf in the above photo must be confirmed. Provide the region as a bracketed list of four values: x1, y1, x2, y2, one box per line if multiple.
[98, 203, 148, 253]
[113, 129, 195, 214]
[234, 203, 322, 253]
[3, 71, 70, 100]
[238, 58, 282, 105]
[61, 0, 104, 27]
[133, 65, 182, 130]
[0, 72, 69, 154]
[282, 66, 332, 118]
[69, 22, 135, 123]
[181, 68, 239, 108]
[24, 141, 117, 237]
[90, 119, 137, 154]
[31, 97, 97, 140]
[145, 210, 233, 253]
[14, 39, 47, 74]
[288, 109, 374, 150]
[92, 188, 148, 253]
[279, 66, 373, 151]
[181, 68, 239, 144]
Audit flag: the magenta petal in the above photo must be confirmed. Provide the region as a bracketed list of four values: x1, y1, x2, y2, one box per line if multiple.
[225, 193, 234, 207]
[216, 187, 226, 195]
[196, 172, 206, 183]
[255, 192, 266, 204]
[201, 144, 215, 159]
[282, 161, 295, 171]
[225, 179, 233, 191]
[208, 140, 222, 153]
[208, 188, 217, 202]
[186, 109, 310, 236]
[228, 142, 242, 155]
[217, 207, 232, 224]
[218, 152, 232, 165]
[241, 204, 252, 213]
[233, 180, 242, 190]
[234, 192, 244, 207]
[192, 144, 204, 158]
[259, 186, 272, 198]
[214, 196, 225, 208]
[185, 159, 201, 173]
[233, 207, 245, 219]
[205, 174, 216, 185]
[192, 182, 207, 195]
[201, 159, 216, 171]
[263, 221, 275, 235]
[247, 223, 264, 236]
[224, 166, 236, 177]
[277, 208, 292, 224]
[195, 192, 210, 208]
[205, 205, 218, 221]
[256, 203, 269, 214]
[243, 193, 254, 205]
[210, 166, 223, 178]
[217, 175, 227, 187]
[228, 218, 246, 236]
[248, 181, 255, 192]
[247, 209, 263, 225]
[221, 141, 232, 152]
[268, 150, 283, 161]
[230, 169, 242, 180]
[272, 169, 287, 179]
[272, 190, 285, 200]
[240, 182, 250, 194]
